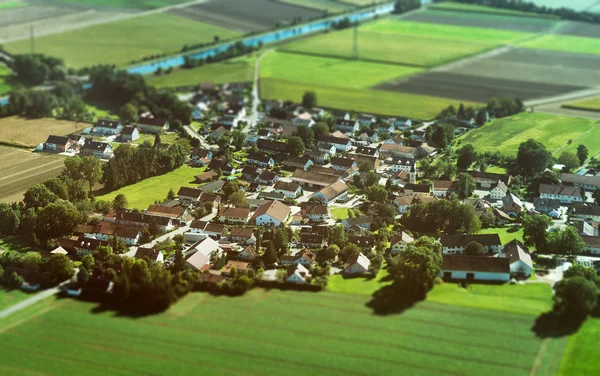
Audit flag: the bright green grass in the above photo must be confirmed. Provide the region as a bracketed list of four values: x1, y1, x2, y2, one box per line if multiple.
[261, 77, 481, 119]
[558, 317, 600, 375]
[457, 112, 597, 156]
[0, 64, 12, 96]
[520, 34, 600, 56]
[96, 165, 205, 209]
[262, 51, 422, 89]
[0, 288, 565, 376]
[485, 165, 508, 174]
[147, 55, 257, 88]
[278, 0, 350, 13]
[0, 0, 26, 10]
[55, 0, 191, 9]
[564, 96, 600, 112]
[282, 19, 530, 67]
[0, 289, 33, 311]
[479, 227, 525, 245]
[5, 14, 241, 68]
[327, 268, 391, 295]
[132, 133, 180, 146]
[560, 124, 600, 160]
[429, 1, 551, 17]
[330, 207, 350, 220]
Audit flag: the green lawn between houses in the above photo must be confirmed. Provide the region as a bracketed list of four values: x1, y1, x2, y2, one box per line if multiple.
[456, 112, 597, 156]
[4, 14, 241, 68]
[479, 227, 525, 245]
[0, 282, 568, 376]
[95, 165, 205, 210]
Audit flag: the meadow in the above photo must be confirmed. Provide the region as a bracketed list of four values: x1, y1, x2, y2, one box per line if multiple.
[95, 165, 205, 209]
[520, 34, 600, 56]
[0, 116, 87, 148]
[0, 284, 566, 376]
[278, 0, 351, 13]
[479, 227, 525, 246]
[558, 317, 600, 375]
[0, 288, 32, 311]
[456, 112, 597, 156]
[429, 1, 548, 17]
[5, 14, 241, 68]
[563, 96, 600, 112]
[0, 0, 26, 10]
[56, 0, 191, 9]
[147, 55, 257, 88]
[281, 19, 530, 67]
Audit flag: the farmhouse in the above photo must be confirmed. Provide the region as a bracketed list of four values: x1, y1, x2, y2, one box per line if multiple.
[194, 170, 219, 184]
[561, 173, 600, 191]
[357, 129, 379, 143]
[189, 221, 226, 240]
[468, 171, 512, 189]
[403, 183, 431, 196]
[291, 169, 341, 189]
[318, 135, 352, 151]
[95, 119, 122, 135]
[335, 119, 359, 133]
[438, 234, 502, 255]
[439, 255, 510, 282]
[145, 205, 192, 226]
[502, 193, 524, 215]
[311, 180, 348, 204]
[219, 207, 251, 225]
[178, 187, 204, 204]
[490, 181, 508, 200]
[305, 149, 330, 164]
[44, 135, 71, 152]
[355, 146, 379, 158]
[501, 240, 533, 278]
[539, 184, 583, 204]
[432, 180, 458, 198]
[229, 227, 256, 245]
[137, 116, 169, 134]
[344, 253, 371, 275]
[250, 200, 291, 227]
[114, 211, 174, 232]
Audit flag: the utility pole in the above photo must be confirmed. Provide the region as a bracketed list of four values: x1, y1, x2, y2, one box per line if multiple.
[353, 25, 358, 60]
[30, 24, 35, 55]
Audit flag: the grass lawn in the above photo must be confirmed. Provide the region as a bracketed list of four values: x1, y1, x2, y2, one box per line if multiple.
[261, 77, 480, 119]
[83, 98, 119, 121]
[0, 289, 34, 311]
[560, 124, 600, 158]
[563, 96, 600, 112]
[558, 317, 600, 375]
[281, 19, 530, 67]
[147, 55, 257, 88]
[479, 226, 525, 245]
[330, 207, 350, 220]
[56, 0, 192, 9]
[0, 286, 565, 376]
[5, 14, 241, 68]
[279, 0, 350, 12]
[327, 268, 391, 295]
[0, 64, 12, 96]
[520, 34, 600, 56]
[485, 165, 507, 174]
[96, 165, 205, 209]
[0, 0, 26, 10]
[456, 112, 597, 156]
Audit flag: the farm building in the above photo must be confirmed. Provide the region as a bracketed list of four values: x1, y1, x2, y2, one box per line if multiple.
[439, 255, 510, 282]
[539, 184, 583, 204]
[80, 139, 113, 159]
[250, 200, 291, 227]
[120, 126, 140, 142]
[438, 234, 502, 255]
[311, 180, 348, 204]
[219, 207, 251, 225]
[137, 117, 169, 134]
[95, 120, 123, 135]
[501, 240, 533, 278]
[561, 173, 600, 191]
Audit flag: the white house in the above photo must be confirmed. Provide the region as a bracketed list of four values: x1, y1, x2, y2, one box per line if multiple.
[539, 184, 583, 204]
[95, 119, 122, 135]
[274, 181, 303, 199]
[330, 157, 357, 172]
[311, 181, 348, 204]
[286, 263, 311, 284]
[439, 255, 510, 282]
[390, 232, 415, 255]
[250, 201, 291, 227]
[281, 249, 316, 267]
[343, 252, 371, 274]
[438, 234, 503, 255]
[489, 181, 508, 200]
[335, 119, 359, 133]
[120, 126, 140, 142]
[247, 152, 274, 168]
[501, 240, 533, 278]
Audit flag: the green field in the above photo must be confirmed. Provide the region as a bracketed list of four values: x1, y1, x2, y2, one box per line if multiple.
[328, 268, 391, 295]
[147, 55, 257, 88]
[0, 64, 12, 96]
[558, 317, 600, 375]
[520, 34, 600, 56]
[429, 1, 552, 17]
[0, 283, 567, 376]
[479, 227, 525, 245]
[457, 112, 597, 156]
[0, 0, 26, 10]
[96, 165, 205, 209]
[0, 289, 32, 311]
[560, 124, 600, 160]
[56, 0, 192, 9]
[485, 165, 508, 174]
[5, 14, 241, 68]
[529, 0, 597, 11]
[563, 96, 600, 112]
[330, 207, 350, 220]
[282, 19, 530, 67]
[278, 0, 350, 12]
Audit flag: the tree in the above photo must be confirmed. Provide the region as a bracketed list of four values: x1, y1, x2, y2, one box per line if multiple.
[577, 144, 589, 165]
[217, 134, 230, 151]
[230, 130, 246, 150]
[294, 125, 315, 148]
[21, 252, 42, 271]
[564, 264, 597, 282]
[465, 241, 484, 256]
[317, 245, 340, 264]
[45, 254, 75, 282]
[80, 156, 103, 193]
[558, 152, 580, 172]
[516, 139, 551, 176]
[0, 203, 20, 235]
[456, 173, 475, 199]
[313, 122, 329, 140]
[302, 91, 317, 109]
[522, 214, 552, 251]
[166, 188, 176, 201]
[553, 277, 597, 325]
[113, 194, 128, 211]
[173, 234, 185, 250]
[548, 226, 584, 256]
[364, 171, 379, 187]
[328, 225, 347, 249]
[366, 185, 388, 203]
[3, 271, 24, 288]
[475, 110, 487, 126]
[222, 181, 240, 201]
[342, 243, 360, 263]
[81, 254, 95, 271]
[43, 178, 70, 200]
[228, 191, 248, 208]
[287, 136, 305, 156]
[77, 267, 90, 285]
[35, 202, 81, 241]
[23, 184, 57, 208]
[119, 103, 138, 124]
[457, 144, 477, 169]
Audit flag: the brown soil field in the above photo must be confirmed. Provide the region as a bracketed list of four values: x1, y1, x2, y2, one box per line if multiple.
[169, 0, 323, 32]
[0, 116, 89, 148]
[400, 9, 557, 33]
[556, 21, 600, 39]
[0, 146, 65, 203]
[375, 72, 585, 102]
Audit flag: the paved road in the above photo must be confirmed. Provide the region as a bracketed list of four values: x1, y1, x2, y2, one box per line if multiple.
[124, 226, 190, 257]
[237, 49, 273, 131]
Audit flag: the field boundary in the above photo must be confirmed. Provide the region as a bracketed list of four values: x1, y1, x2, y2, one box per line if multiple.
[426, 4, 559, 21]
[561, 104, 600, 113]
[276, 48, 426, 68]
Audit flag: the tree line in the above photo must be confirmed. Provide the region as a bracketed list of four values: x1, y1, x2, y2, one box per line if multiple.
[0, 251, 74, 289]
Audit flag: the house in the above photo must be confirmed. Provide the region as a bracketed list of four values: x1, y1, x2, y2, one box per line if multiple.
[573, 204, 600, 222]
[185, 237, 222, 260]
[134, 247, 164, 263]
[317, 142, 338, 157]
[335, 119, 359, 133]
[502, 193, 524, 215]
[298, 233, 325, 248]
[286, 264, 311, 284]
[199, 180, 225, 193]
[416, 143, 438, 158]
[403, 183, 431, 196]
[281, 249, 316, 267]
[146, 205, 193, 226]
[282, 156, 313, 171]
[210, 126, 229, 140]
[258, 170, 279, 185]
[73, 236, 110, 256]
[251, 200, 291, 227]
[561, 173, 600, 191]
[468, 171, 512, 189]
[432, 180, 458, 198]
[380, 144, 417, 158]
[178, 187, 203, 205]
[114, 212, 174, 232]
[355, 146, 379, 158]
[394, 194, 436, 214]
[412, 129, 426, 140]
[305, 149, 330, 164]
[390, 232, 415, 255]
[311, 180, 348, 204]
[356, 130, 379, 143]
[292, 116, 315, 128]
[291, 169, 341, 189]
[237, 245, 260, 261]
[348, 236, 375, 251]
[439, 255, 510, 282]
[80, 139, 113, 159]
[194, 170, 219, 184]
[301, 203, 328, 222]
[137, 116, 169, 134]
[257, 139, 287, 154]
[208, 158, 236, 175]
[342, 217, 373, 231]
[229, 227, 256, 245]
[241, 166, 261, 182]
[539, 184, 583, 204]
[490, 181, 508, 200]
[344, 253, 371, 275]
[582, 236, 600, 255]
[190, 148, 213, 166]
[358, 114, 377, 127]
[219, 207, 250, 225]
[533, 198, 561, 217]
[501, 240, 533, 278]
[189, 221, 226, 240]
[438, 234, 503, 255]
[95, 119, 123, 135]
[44, 135, 72, 152]
[274, 181, 302, 199]
[247, 152, 274, 168]
[385, 134, 407, 145]
[318, 135, 352, 151]
[120, 126, 140, 142]
[330, 157, 357, 172]
[258, 191, 286, 201]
